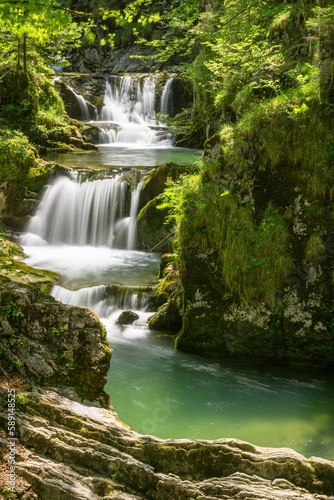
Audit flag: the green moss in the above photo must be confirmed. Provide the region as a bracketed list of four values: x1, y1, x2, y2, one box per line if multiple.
[25, 160, 53, 192]
[305, 233, 326, 263]
[0, 131, 37, 182]
[137, 197, 172, 251]
[0, 238, 58, 293]
[219, 91, 334, 201]
[180, 179, 292, 307]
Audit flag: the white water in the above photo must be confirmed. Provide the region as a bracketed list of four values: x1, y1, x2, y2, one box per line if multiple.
[160, 77, 174, 115]
[73, 91, 91, 121]
[51, 284, 150, 320]
[52, 76, 95, 121]
[97, 75, 174, 146]
[20, 175, 143, 249]
[20, 171, 159, 326]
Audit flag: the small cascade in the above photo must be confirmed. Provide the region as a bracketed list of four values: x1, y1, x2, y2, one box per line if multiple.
[51, 284, 150, 319]
[127, 181, 142, 250]
[160, 77, 174, 115]
[52, 77, 96, 121]
[73, 92, 92, 121]
[97, 74, 173, 146]
[21, 174, 141, 249]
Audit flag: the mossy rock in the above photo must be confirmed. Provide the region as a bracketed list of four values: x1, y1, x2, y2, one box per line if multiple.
[0, 236, 58, 293]
[137, 197, 173, 252]
[116, 310, 140, 325]
[139, 162, 196, 211]
[148, 301, 182, 333]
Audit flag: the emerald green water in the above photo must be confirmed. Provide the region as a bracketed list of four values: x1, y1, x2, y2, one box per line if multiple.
[105, 327, 334, 460]
[34, 144, 334, 462]
[45, 145, 202, 169]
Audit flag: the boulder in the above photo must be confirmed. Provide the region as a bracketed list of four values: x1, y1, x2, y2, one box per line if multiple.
[117, 310, 140, 325]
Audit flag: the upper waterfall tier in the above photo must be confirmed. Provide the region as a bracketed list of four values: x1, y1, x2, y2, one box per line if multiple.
[20, 175, 141, 249]
[97, 74, 174, 146]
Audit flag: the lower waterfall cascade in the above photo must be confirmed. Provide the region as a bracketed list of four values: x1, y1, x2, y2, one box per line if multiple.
[19, 170, 157, 322]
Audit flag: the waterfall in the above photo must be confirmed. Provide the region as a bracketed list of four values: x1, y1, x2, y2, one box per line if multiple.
[52, 77, 93, 121]
[160, 77, 174, 115]
[21, 175, 141, 249]
[97, 75, 173, 146]
[51, 284, 150, 319]
[127, 181, 142, 250]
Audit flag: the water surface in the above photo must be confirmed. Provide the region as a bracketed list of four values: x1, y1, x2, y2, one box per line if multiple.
[45, 145, 202, 169]
[105, 326, 334, 460]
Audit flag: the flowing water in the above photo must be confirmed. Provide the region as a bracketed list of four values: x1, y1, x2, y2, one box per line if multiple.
[20, 74, 334, 461]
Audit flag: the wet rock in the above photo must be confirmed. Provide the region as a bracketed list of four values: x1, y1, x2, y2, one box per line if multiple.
[148, 301, 182, 333]
[117, 310, 140, 325]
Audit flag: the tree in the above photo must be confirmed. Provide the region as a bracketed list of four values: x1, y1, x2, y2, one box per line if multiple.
[0, 0, 84, 73]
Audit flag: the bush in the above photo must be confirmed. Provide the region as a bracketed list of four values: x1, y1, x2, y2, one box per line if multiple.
[0, 131, 37, 182]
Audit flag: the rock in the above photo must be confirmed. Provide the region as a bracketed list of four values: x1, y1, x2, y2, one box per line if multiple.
[148, 301, 182, 333]
[139, 163, 194, 212]
[0, 271, 111, 404]
[137, 163, 197, 252]
[137, 198, 173, 252]
[116, 310, 140, 325]
[0, 388, 333, 499]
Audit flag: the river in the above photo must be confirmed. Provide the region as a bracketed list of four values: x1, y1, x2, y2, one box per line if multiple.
[19, 73, 334, 462]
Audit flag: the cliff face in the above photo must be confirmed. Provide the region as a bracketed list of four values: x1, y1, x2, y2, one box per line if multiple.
[151, 1, 334, 367]
[174, 112, 334, 366]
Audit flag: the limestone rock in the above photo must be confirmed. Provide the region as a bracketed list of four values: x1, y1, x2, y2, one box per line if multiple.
[0, 276, 111, 404]
[0, 388, 333, 499]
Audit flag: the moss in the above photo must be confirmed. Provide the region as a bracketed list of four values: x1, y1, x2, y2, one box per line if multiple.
[137, 197, 173, 251]
[148, 301, 182, 333]
[25, 160, 53, 192]
[180, 180, 292, 307]
[305, 233, 326, 264]
[0, 237, 58, 293]
[0, 132, 37, 182]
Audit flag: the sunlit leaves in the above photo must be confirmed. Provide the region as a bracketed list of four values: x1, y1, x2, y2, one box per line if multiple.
[0, 0, 82, 70]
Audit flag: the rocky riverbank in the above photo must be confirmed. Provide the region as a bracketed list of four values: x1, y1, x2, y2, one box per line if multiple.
[0, 231, 333, 499]
[1, 385, 334, 499]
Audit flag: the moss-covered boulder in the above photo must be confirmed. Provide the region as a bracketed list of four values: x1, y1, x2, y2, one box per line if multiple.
[138, 163, 198, 251]
[116, 310, 140, 325]
[172, 100, 334, 366]
[139, 162, 194, 211]
[138, 197, 173, 251]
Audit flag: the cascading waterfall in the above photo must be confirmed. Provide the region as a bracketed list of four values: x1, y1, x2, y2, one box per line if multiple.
[73, 91, 91, 121]
[51, 284, 150, 319]
[20, 172, 156, 324]
[97, 74, 174, 146]
[21, 175, 138, 248]
[52, 76, 95, 121]
[127, 181, 142, 250]
[160, 77, 174, 115]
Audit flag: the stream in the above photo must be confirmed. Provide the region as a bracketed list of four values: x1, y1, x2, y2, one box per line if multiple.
[19, 73, 334, 462]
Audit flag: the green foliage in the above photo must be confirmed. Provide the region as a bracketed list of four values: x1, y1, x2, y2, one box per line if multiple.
[16, 393, 29, 410]
[0, 131, 37, 181]
[221, 88, 334, 199]
[1, 302, 22, 322]
[51, 325, 68, 336]
[164, 168, 293, 307]
[0, 0, 84, 72]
